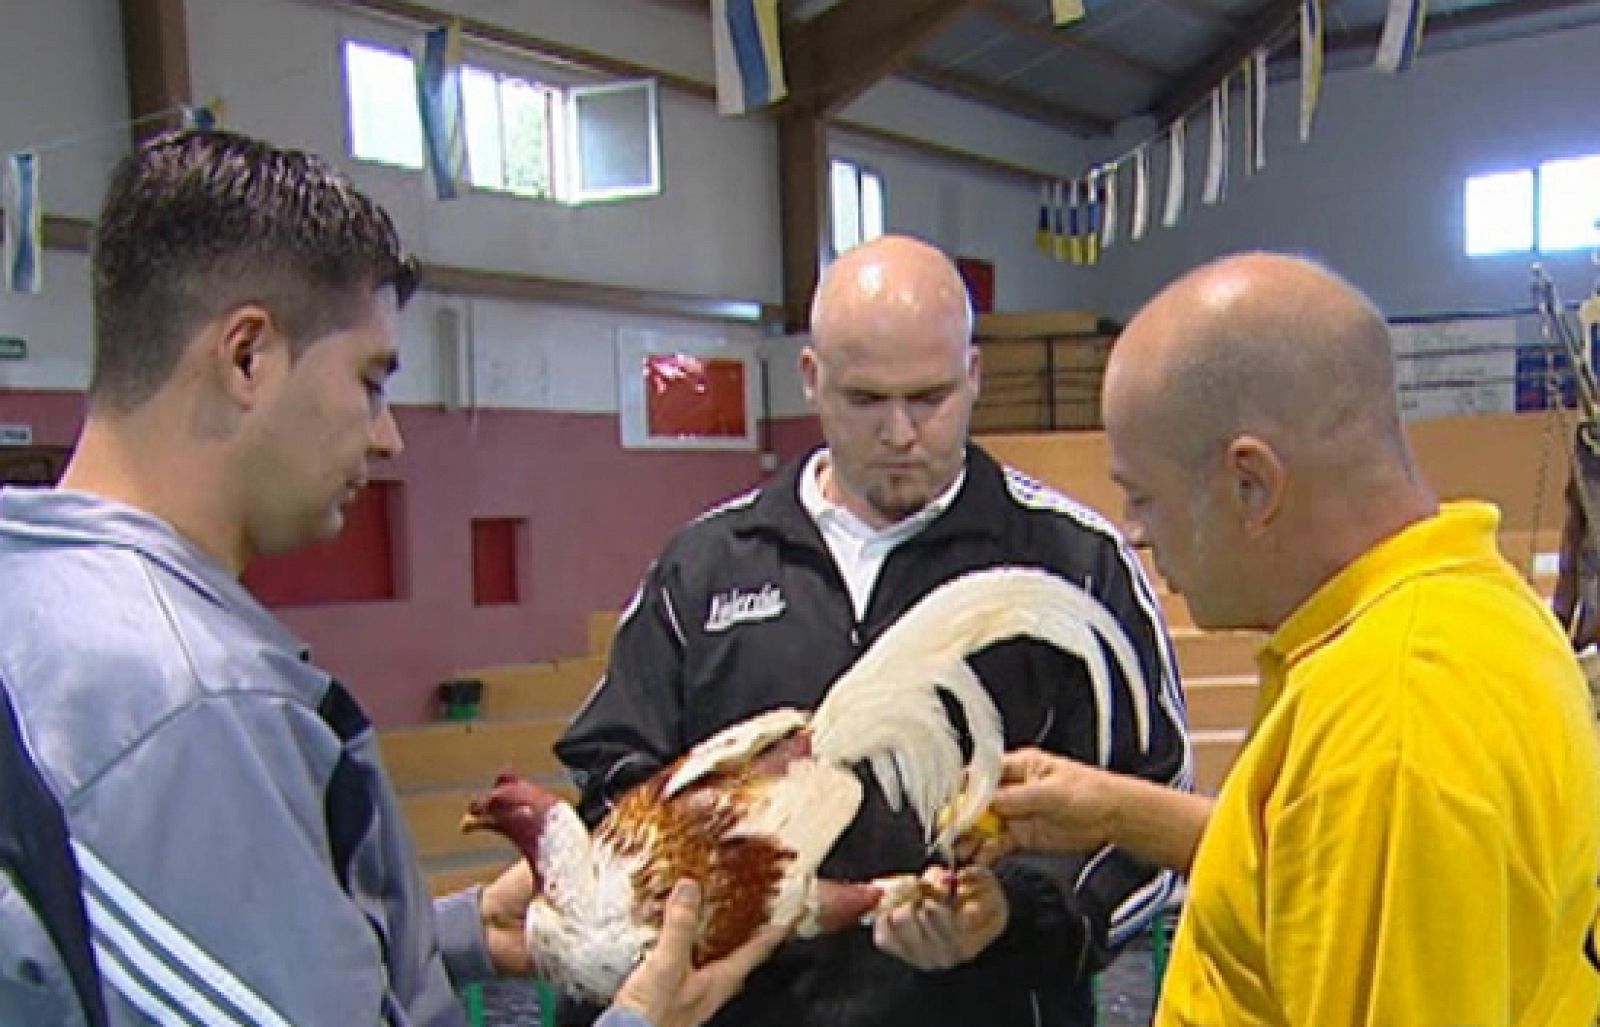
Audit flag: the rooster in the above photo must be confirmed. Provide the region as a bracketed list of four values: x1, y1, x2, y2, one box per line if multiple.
[461, 566, 1150, 1003]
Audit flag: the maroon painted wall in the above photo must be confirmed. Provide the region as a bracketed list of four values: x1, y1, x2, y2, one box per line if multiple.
[1, 388, 823, 727]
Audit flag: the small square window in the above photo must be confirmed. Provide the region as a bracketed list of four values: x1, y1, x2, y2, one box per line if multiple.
[1464, 169, 1533, 257]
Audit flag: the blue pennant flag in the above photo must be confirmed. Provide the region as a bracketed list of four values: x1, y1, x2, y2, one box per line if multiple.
[416, 21, 468, 200]
[712, 0, 787, 115]
[5, 152, 41, 294]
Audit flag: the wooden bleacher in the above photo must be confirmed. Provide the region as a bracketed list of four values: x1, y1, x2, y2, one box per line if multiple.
[384, 412, 1573, 893]
[381, 658, 605, 895]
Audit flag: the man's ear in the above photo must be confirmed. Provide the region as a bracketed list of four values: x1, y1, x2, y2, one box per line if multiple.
[1226, 434, 1285, 534]
[215, 304, 281, 408]
[799, 346, 820, 410]
[966, 346, 982, 395]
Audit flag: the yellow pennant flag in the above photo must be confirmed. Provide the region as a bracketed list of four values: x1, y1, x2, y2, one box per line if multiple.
[1052, 0, 1086, 26]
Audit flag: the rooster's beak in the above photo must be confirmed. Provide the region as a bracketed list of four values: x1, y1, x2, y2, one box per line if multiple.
[459, 811, 496, 834]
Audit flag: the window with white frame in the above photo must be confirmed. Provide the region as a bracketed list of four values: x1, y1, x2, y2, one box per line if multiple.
[830, 158, 885, 257]
[461, 65, 555, 198]
[342, 39, 659, 204]
[1464, 154, 1600, 257]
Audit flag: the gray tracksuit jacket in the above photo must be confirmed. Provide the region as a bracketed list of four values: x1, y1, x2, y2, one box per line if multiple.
[0, 488, 487, 1026]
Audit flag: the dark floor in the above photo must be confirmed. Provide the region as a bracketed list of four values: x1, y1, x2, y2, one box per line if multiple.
[477, 933, 1160, 1026]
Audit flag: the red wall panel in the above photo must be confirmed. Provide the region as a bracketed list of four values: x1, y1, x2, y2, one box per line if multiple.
[0, 389, 824, 727]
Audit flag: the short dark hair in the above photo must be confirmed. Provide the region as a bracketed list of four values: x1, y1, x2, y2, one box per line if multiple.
[89, 129, 417, 411]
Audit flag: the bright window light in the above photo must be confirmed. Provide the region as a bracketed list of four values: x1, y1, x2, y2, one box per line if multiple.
[831, 160, 862, 255]
[861, 171, 885, 243]
[830, 159, 886, 257]
[461, 67, 553, 199]
[1538, 154, 1600, 253]
[1464, 169, 1533, 257]
[344, 41, 424, 169]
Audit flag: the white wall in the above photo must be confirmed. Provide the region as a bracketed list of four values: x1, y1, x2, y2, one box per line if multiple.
[6, 0, 1597, 413]
[1087, 22, 1600, 320]
[0, 0, 127, 218]
[1, 0, 1102, 412]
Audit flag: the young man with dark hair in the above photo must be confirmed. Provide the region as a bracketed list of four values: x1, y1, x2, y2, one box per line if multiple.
[0, 129, 779, 1027]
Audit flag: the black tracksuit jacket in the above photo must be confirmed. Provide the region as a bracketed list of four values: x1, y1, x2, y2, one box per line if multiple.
[556, 446, 1192, 1027]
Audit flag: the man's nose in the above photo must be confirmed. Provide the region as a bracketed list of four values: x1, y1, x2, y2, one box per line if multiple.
[372, 406, 404, 458]
[882, 400, 916, 447]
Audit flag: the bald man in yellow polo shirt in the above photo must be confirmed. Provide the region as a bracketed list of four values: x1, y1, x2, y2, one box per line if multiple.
[988, 254, 1600, 1025]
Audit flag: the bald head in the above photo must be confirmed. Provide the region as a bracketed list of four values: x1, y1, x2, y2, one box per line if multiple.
[1107, 253, 1408, 477]
[800, 236, 980, 528]
[1103, 253, 1435, 628]
[811, 235, 973, 361]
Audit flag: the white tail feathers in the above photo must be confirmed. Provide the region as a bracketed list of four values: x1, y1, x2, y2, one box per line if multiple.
[808, 566, 1150, 853]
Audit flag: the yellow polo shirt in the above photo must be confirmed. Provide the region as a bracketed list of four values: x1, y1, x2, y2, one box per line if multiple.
[1157, 502, 1600, 1026]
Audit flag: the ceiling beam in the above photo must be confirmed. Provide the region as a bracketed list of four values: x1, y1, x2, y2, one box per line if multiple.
[900, 60, 1113, 135]
[118, 0, 192, 144]
[1149, 0, 1300, 123]
[784, 0, 983, 116]
[972, 0, 1172, 83]
[777, 113, 828, 332]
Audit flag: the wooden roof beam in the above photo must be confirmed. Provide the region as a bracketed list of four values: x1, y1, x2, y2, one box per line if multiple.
[783, 0, 983, 116]
[118, 0, 193, 144]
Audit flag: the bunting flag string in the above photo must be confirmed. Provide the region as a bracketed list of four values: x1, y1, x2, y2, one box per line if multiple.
[1020, 0, 1420, 258]
[712, 0, 788, 115]
[1131, 146, 1150, 242]
[1161, 118, 1186, 229]
[1202, 81, 1229, 206]
[4, 152, 41, 294]
[416, 20, 468, 200]
[1300, 0, 1325, 142]
[1250, 49, 1268, 174]
[1375, 0, 1427, 72]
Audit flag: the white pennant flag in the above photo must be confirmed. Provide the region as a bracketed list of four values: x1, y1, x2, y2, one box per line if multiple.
[1251, 49, 1268, 173]
[1162, 120, 1186, 229]
[1100, 165, 1119, 250]
[1131, 146, 1150, 242]
[1300, 0, 1325, 142]
[1202, 83, 1228, 206]
[1375, 0, 1426, 72]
